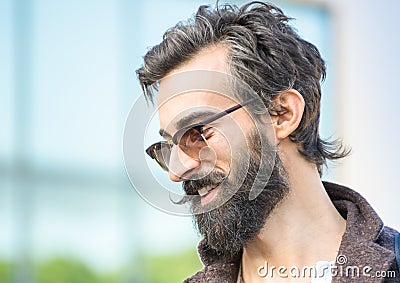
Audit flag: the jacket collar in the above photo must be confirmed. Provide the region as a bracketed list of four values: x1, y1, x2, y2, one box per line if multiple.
[325, 182, 395, 282]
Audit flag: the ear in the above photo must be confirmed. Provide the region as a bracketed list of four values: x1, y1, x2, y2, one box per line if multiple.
[270, 89, 305, 141]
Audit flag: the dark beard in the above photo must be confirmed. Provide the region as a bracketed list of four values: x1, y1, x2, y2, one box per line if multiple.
[185, 131, 289, 259]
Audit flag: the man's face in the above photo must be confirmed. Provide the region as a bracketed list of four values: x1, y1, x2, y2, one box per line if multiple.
[155, 46, 290, 257]
[158, 90, 256, 205]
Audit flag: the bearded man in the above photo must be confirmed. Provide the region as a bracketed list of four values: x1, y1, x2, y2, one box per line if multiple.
[136, 2, 400, 282]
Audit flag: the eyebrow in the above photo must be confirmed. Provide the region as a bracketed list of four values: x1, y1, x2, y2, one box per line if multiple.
[159, 129, 171, 139]
[159, 110, 217, 139]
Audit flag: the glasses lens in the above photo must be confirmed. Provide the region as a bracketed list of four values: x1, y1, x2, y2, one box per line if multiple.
[146, 142, 171, 171]
[176, 127, 207, 160]
[146, 127, 208, 171]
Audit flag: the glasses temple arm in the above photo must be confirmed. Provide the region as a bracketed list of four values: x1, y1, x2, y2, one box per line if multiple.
[198, 97, 258, 126]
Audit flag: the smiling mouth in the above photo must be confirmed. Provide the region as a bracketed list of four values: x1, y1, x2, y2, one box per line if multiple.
[185, 183, 220, 197]
[196, 185, 221, 205]
[183, 173, 225, 202]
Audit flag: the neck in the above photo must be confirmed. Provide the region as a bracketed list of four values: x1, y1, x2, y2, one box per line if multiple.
[241, 144, 346, 282]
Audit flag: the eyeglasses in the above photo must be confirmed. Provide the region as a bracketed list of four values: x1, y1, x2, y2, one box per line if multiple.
[145, 98, 257, 171]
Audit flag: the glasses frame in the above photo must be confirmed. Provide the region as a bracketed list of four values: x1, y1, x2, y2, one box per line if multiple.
[145, 97, 257, 171]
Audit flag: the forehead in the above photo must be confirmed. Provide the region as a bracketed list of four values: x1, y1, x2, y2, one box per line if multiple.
[156, 45, 239, 132]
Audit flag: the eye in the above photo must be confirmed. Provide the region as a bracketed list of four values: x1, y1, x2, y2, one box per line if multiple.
[201, 127, 213, 139]
[189, 129, 203, 143]
[177, 127, 202, 148]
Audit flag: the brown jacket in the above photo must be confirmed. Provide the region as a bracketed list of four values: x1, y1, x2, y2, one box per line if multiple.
[184, 182, 399, 282]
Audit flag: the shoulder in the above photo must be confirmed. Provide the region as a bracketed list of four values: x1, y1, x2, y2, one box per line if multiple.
[377, 226, 400, 281]
[377, 225, 399, 250]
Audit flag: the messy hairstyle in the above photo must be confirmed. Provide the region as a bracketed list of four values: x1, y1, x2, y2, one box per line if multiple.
[136, 1, 349, 174]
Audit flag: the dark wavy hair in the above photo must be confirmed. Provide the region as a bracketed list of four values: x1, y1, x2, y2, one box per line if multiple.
[136, 1, 349, 174]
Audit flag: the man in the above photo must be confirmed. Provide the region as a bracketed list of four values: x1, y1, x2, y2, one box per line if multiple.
[136, 1, 399, 282]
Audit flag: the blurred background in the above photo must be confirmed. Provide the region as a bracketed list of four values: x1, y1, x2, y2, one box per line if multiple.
[1, 0, 399, 282]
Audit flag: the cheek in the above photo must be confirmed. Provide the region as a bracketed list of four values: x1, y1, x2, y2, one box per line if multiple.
[211, 125, 258, 180]
[210, 133, 234, 171]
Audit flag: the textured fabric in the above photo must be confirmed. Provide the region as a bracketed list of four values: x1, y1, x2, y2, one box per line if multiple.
[183, 182, 400, 282]
[396, 233, 400, 274]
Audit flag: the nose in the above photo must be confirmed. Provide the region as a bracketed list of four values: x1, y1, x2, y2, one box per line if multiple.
[168, 145, 201, 182]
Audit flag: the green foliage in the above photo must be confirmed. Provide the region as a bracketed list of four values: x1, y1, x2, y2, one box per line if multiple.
[35, 257, 125, 283]
[0, 248, 202, 283]
[142, 249, 203, 283]
[0, 261, 14, 283]
[36, 258, 102, 283]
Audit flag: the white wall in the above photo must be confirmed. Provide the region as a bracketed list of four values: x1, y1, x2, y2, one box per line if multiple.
[327, 0, 400, 229]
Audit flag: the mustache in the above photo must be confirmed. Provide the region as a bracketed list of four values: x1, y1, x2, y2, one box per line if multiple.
[183, 171, 226, 195]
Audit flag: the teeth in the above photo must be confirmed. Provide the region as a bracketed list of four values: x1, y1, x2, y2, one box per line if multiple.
[198, 185, 213, 197]
[198, 188, 208, 196]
